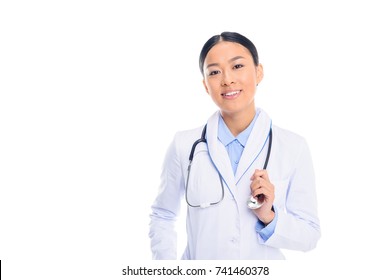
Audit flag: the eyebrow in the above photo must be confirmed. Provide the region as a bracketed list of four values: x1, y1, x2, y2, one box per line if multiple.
[205, 56, 245, 69]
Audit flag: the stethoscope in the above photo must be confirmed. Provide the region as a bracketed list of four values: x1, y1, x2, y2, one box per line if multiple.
[185, 124, 272, 209]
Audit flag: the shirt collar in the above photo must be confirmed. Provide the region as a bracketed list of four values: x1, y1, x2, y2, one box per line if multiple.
[218, 109, 260, 147]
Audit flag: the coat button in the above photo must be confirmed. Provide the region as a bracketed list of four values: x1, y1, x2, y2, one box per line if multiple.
[231, 237, 238, 243]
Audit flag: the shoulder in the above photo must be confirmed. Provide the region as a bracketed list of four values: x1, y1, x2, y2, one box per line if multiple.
[272, 125, 307, 146]
[170, 125, 206, 156]
[270, 125, 313, 179]
[272, 124, 311, 162]
[168, 111, 219, 158]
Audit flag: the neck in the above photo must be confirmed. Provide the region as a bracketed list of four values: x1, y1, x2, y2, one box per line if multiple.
[221, 107, 256, 137]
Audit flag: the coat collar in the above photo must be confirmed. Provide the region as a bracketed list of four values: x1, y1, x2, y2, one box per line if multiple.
[206, 111, 236, 194]
[206, 109, 272, 193]
[217, 112, 258, 148]
[235, 109, 272, 184]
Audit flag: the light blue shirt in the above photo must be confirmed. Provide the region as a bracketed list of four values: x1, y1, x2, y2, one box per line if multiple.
[150, 109, 320, 259]
[217, 111, 277, 241]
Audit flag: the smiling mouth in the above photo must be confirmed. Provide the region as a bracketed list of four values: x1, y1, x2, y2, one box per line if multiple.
[221, 90, 241, 97]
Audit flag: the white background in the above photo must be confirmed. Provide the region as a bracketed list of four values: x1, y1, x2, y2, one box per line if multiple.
[1, 0, 389, 279]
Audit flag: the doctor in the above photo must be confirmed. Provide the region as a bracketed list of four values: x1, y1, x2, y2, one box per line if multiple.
[149, 31, 320, 260]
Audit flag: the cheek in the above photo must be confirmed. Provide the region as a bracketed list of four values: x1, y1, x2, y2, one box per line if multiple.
[242, 76, 259, 93]
[204, 79, 220, 95]
[241, 72, 257, 85]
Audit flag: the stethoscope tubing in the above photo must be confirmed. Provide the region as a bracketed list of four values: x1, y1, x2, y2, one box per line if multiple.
[185, 124, 272, 208]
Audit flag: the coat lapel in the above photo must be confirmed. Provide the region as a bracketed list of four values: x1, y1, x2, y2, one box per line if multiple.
[206, 111, 237, 196]
[234, 109, 272, 184]
[205, 109, 272, 196]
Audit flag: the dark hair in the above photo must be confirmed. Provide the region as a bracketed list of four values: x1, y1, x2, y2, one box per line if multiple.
[199, 31, 259, 76]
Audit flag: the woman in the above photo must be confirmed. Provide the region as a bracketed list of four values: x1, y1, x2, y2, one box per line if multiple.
[149, 31, 320, 260]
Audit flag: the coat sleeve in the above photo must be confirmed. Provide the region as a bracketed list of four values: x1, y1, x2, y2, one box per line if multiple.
[148, 133, 185, 259]
[264, 139, 321, 251]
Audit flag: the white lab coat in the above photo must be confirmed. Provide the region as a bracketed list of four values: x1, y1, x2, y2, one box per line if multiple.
[149, 109, 320, 260]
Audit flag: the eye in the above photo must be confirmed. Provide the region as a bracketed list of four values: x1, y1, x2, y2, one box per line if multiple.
[208, 70, 220, 76]
[233, 64, 244, 70]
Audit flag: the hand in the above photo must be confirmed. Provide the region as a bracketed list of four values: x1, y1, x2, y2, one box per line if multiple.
[250, 169, 275, 225]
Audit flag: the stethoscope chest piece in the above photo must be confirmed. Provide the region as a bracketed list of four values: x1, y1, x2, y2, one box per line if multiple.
[247, 196, 264, 209]
[186, 124, 272, 210]
[246, 127, 273, 210]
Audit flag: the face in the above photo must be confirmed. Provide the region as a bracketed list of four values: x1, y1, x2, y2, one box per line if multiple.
[202, 41, 263, 117]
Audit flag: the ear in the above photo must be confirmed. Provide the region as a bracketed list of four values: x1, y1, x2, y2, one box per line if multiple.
[256, 64, 264, 85]
[202, 79, 210, 94]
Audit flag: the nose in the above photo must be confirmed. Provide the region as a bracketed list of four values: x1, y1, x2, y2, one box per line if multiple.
[221, 70, 235, 86]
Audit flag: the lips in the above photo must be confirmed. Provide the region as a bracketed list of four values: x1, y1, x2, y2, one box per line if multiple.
[221, 90, 241, 99]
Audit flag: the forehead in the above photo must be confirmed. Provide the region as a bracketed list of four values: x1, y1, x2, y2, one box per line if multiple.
[205, 41, 252, 63]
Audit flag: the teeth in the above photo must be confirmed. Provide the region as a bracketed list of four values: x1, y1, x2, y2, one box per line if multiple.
[224, 91, 239, 96]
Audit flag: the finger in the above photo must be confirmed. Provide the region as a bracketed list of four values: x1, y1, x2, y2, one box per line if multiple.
[250, 176, 274, 192]
[252, 188, 264, 198]
[250, 169, 263, 180]
[251, 182, 274, 197]
[252, 188, 274, 202]
[251, 169, 270, 181]
[251, 185, 270, 196]
[250, 177, 268, 192]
